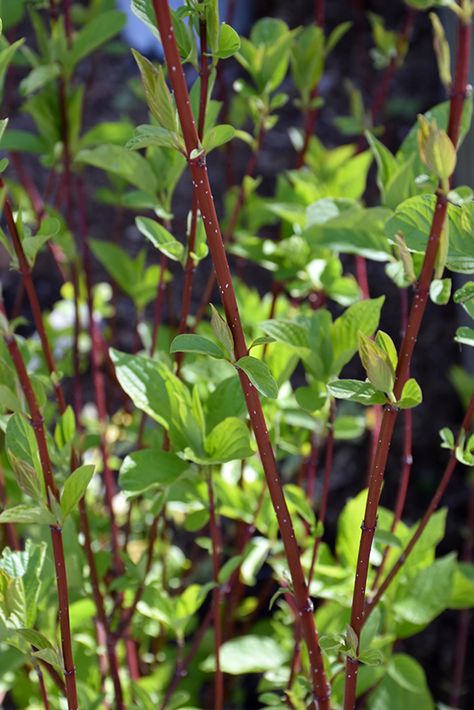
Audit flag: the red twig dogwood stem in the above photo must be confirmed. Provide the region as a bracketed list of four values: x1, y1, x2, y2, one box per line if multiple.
[151, 1, 330, 705]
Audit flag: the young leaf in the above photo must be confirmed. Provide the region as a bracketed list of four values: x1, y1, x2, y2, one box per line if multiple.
[417, 115, 456, 180]
[54, 405, 76, 449]
[60, 464, 95, 519]
[136, 216, 184, 262]
[119, 450, 188, 493]
[358, 332, 395, 395]
[439, 427, 455, 450]
[202, 124, 235, 153]
[236, 356, 278, 399]
[259, 319, 310, 350]
[204, 418, 255, 463]
[215, 24, 241, 59]
[455, 326, 474, 347]
[397, 378, 423, 409]
[430, 12, 452, 90]
[131, 49, 178, 133]
[67, 11, 126, 70]
[217, 555, 244, 585]
[7, 454, 43, 502]
[327, 379, 387, 405]
[210, 304, 235, 359]
[127, 124, 182, 151]
[75, 145, 158, 194]
[375, 331, 398, 371]
[0, 505, 55, 525]
[170, 334, 226, 360]
[201, 635, 287, 674]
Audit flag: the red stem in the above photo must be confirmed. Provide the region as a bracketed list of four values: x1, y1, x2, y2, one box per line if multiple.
[308, 401, 335, 586]
[315, 0, 325, 27]
[159, 606, 213, 710]
[1, 181, 124, 707]
[372, 289, 413, 589]
[151, 3, 330, 705]
[0, 184, 67, 413]
[194, 124, 266, 327]
[76, 178, 123, 575]
[176, 19, 210, 350]
[367, 392, 474, 615]
[2, 309, 78, 709]
[343, 20, 472, 707]
[36, 665, 51, 710]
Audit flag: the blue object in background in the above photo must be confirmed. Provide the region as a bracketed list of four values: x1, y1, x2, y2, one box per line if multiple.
[116, 0, 252, 57]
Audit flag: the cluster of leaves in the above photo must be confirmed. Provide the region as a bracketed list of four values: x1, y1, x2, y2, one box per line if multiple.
[0, 1, 473, 709]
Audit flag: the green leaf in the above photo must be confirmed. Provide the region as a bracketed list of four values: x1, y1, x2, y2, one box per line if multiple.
[455, 326, 474, 347]
[439, 427, 455, 449]
[131, 49, 178, 133]
[0, 128, 46, 154]
[374, 529, 403, 549]
[67, 11, 126, 70]
[201, 635, 287, 674]
[0, 540, 46, 627]
[375, 331, 398, 371]
[358, 332, 395, 395]
[119, 449, 188, 493]
[394, 555, 456, 629]
[6, 453, 42, 502]
[294, 384, 327, 413]
[90, 239, 138, 297]
[331, 297, 385, 374]
[75, 145, 158, 195]
[110, 350, 203, 454]
[326, 21, 352, 55]
[204, 418, 255, 463]
[327, 379, 386, 406]
[284, 484, 315, 526]
[19, 64, 60, 96]
[215, 24, 241, 59]
[31, 647, 63, 671]
[236, 356, 278, 399]
[429, 278, 451, 305]
[366, 131, 398, 196]
[454, 280, 474, 319]
[60, 465, 95, 519]
[397, 378, 423, 409]
[0, 505, 55, 525]
[54, 405, 76, 449]
[130, 0, 160, 39]
[260, 319, 309, 350]
[170, 334, 226, 360]
[135, 216, 184, 262]
[14, 629, 53, 651]
[386, 195, 474, 274]
[0, 39, 24, 102]
[304, 203, 391, 261]
[397, 508, 447, 572]
[218, 555, 244, 585]
[127, 124, 182, 151]
[210, 304, 234, 358]
[417, 115, 456, 180]
[203, 124, 235, 152]
[6, 414, 43, 501]
[449, 562, 474, 608]
[336, 489, 368, 569]
[367, 653, 435, 710]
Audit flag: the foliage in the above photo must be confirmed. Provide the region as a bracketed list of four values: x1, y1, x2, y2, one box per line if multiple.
[0, 1, 473, 709]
